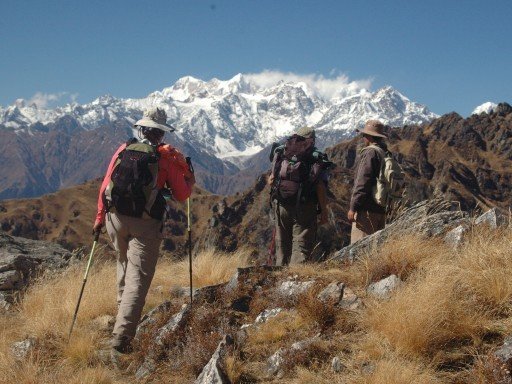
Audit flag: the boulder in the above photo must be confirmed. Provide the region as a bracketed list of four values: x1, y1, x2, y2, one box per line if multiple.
[332, 200, 468, 262]
[11, 337, 37, 360]
[338, 287, 362, 310]
[0, 291, 12, 311]
[444, 224, 468, 248]
[495, 336, 512, 364]
[474, 208, 508, 229]
[317, 282, 345, 304]
[277, 279, 315, 297]
[332, 356, 344, 373]
[0, 231, 72, 291]
[367, 275, 402, 299]
[267, 336, 320, 377]
[195, 335, 234, 384]
[136, 304, 191, 380]
[0, 270, 22, 290]
[255, 308, 284, 324]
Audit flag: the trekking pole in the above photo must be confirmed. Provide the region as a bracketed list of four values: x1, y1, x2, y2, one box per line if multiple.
[68, 230, 100, 342]
[186, 157, 194, 304]
[187, 198, 193, 304]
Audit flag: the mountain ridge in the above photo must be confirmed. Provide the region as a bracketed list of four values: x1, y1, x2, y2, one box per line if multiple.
[0, 74, 438, 199]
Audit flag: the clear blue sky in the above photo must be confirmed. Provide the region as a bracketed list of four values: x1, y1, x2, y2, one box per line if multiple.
[1, 0, 510, 116]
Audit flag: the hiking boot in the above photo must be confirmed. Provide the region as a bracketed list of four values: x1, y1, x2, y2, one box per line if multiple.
[112, 343, 133, 354]
[111, 335, 133, 354]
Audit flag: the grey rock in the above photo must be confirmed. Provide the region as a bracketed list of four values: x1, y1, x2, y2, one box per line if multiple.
[255, 308, 283, 324]
[444, 224, 468, 248]
[136, 304, 191, 380]
[367, 275, 401, 298]
[195, 335, 234, 384]
[136, 300, 173, 337]
[0, 270, 22, 290]
[0, 291, 12, 311]
[317, 282, 345, 304]
[11, 337, 37, 360]
[0, 231, 72, 291]
[495, 336, 512, 363]
[277, 280, 314, 297]
[332, 200, 468, 262]
[267, 349, 285, 377]
[339, 287, 362, 310]
[267, 336, 319, 377]
[332, 356, 344, 373]
[155, 304, 190, 346]
[361, 361, 376, 375]
[225, 265, 281, 294]
[475, 208, 508, 229]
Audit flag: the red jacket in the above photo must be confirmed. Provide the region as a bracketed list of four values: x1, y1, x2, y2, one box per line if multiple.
[94, 142, 194, 226]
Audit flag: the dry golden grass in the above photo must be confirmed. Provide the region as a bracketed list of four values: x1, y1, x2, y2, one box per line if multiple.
[147, 247, 250, 309]
[0, 247, 249, 384]
[342, 234, 447, 287]
[344, 226, 512, 384]
[346, 355, 443, 384]
[3, 225, 512, 383]
[247, 311, 308, 349]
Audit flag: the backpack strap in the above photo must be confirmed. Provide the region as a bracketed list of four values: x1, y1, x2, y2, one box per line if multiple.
[362, 145, 389, 188]
[126, 137, 138, 146]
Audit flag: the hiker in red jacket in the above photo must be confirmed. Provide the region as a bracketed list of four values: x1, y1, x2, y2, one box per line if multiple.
[93, 107, 194, 355]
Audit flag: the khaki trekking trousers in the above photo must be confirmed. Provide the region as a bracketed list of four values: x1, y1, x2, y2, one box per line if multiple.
[106, 212, 162, 347]
[350, 210, 386, 245]
[274, 200, 317, 266]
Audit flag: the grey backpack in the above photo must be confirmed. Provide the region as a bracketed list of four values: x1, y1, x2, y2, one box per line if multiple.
[366, 145, 406, 207]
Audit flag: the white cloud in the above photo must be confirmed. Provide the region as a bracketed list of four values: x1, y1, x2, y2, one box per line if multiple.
[244, 70, 373, 100]
[27, 92, 79, 108]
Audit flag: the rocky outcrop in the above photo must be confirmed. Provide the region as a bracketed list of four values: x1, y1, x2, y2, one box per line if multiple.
[0, 231, 73, 295]
[332, 199, 468, 262]
[132, 265, 356, 382]
[195, 335, 234, 384]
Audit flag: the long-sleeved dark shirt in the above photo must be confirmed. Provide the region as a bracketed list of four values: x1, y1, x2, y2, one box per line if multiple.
[349, 143, 386, 214]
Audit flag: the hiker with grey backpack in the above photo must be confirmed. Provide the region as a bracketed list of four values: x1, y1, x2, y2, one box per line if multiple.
[92, 107, 195, 356]
[348, 120, 405, 244]
[268, 126, 334, 266]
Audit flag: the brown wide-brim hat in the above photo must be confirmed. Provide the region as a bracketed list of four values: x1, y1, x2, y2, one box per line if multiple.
[134, 107, 175, 132]
[356, 119, 387, 138]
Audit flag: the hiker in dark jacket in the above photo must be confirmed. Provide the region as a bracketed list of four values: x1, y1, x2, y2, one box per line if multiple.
[348, 120, 387, 244]
[269, 126, 328, 266]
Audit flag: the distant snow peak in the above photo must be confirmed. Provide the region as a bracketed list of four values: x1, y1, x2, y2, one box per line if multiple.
[245, 70, 372, 101]
[0, 73, 437, 162]
[472, 102, 497, 115]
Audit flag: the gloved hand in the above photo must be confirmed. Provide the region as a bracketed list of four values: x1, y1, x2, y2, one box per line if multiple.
[92, 221, 103, 235]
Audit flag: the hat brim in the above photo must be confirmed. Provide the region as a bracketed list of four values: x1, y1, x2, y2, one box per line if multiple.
[356, 128, 387, 139]
[134, 118, 175, 132]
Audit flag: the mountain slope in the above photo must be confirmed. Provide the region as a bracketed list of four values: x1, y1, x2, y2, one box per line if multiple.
[0, 74, 437, 199]
[1, 104, 511, 257]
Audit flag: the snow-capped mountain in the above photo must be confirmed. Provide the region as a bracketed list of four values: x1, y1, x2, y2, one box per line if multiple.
[472, 102, 498, 115]
[0, 74, 438, 199]
[1, 74, 437, 162]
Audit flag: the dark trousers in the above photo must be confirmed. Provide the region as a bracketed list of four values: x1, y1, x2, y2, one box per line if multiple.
[274, 200, 317, 266]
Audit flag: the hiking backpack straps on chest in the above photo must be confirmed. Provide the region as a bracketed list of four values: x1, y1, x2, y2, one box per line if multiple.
[367, 144, 406, 208]
[105, 139, 166, 220]
[271, 134, 317, 207]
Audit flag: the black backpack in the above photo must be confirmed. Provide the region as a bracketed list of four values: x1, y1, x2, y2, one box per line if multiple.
[270, 134, 323, 205]
[104, 139, 166, 220]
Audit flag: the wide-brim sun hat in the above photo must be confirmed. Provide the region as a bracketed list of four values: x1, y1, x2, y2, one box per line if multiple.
[134, 107, 175, 132]
[295, 126, 315, 138]
[356, 119, 387, 138]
